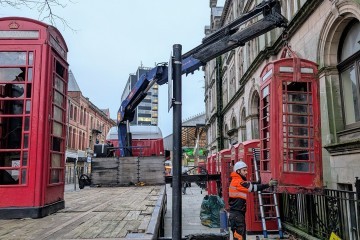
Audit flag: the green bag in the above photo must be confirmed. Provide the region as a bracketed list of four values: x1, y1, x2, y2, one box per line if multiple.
[200, 195, 224, 228]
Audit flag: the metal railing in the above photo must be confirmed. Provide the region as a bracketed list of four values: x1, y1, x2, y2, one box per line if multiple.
[282, 179, 360, 240]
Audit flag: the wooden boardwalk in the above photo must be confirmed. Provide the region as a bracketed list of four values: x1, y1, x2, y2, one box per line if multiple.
[0, 186, 166, 240]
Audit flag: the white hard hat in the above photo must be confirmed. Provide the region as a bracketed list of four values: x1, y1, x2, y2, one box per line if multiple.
[234, 161, 247, 172]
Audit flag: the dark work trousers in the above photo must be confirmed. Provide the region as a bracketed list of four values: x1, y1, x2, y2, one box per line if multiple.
[229, 210, 246, 240]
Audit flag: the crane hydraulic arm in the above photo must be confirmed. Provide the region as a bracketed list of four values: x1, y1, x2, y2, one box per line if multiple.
[117, 0, 287, 157]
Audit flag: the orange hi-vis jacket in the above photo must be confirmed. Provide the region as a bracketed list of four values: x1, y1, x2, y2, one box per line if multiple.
[228, 172, 269, 212]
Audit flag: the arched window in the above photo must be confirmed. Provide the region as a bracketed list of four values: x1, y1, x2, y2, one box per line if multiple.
[79, 131, 82, 150]
[72, 129, 76, 149]
[68, 127, 72, 148]
[229, 64, 236, 99]
[222, 77, 228, 106]
[74, 106, 77, 121]
[80, 106, 83, 125]
[338, 20, 360, 128]
[70, 104, 73, 119]
[240, 108, 247, 141]
[83, 132, 86, 150]
[238, 48, 244, 77]
[83, 108, 87, 126]
[224, 124, 229, 148]
[231, 116, 237, 130]
[250, 91, 260, 139]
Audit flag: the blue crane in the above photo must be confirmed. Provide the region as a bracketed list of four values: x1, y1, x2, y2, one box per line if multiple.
[117, 0, 287, 157]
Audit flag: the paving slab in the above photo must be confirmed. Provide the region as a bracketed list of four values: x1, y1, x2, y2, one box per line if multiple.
[163, 184, 221, 238]
[163, 184, 288, 240]
[0, 185, 165, 240]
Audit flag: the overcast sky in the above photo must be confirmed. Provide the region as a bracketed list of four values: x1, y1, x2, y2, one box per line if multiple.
[1, 0, 225, 137]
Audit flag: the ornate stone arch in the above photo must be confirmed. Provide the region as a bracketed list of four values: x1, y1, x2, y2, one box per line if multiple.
[231, 115, 237, 129]
[318, 1, 360, 67]
[248, 80, 260, 115]
[317, 1, 360, 142]
[227, 110, 238, 145]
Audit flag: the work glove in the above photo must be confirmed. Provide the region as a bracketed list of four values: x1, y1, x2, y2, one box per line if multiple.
[269, 179, 278, 187]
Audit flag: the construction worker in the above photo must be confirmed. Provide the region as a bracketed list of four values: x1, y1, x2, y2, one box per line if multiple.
[228, 161, 278, 240]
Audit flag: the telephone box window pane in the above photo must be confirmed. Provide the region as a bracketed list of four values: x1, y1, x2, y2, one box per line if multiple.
[28, 52, 33, 65]
[0, 68, 26, 83]
[287, 93, 308, 103]
[286, 138, 309, 148]
[285, 149, 310, 172]
[9, 167, 19, 179]
[263, 116, 269, 128]
[56, 62, 65, 78]
[262, 106, 270, 116]
[26, 83, 32, 98]
[27, 68, 33, 82]
[0, 151, 20, 167]
[0, 83, 25, 99]
[25, 100, 31, 114]
[341, 66, 360, 124]
[287, 115, 309, 125]
[53, 106, 63, 122]
[285, 104, 311, 114]
[0, 169, 18, 184]
[22, 151, 28, 166]
[0, 117, 22, 149]
[54, 91, 64, 106]
[51, 153, 61, 167]
[263, 139, 270, 149]
[309, 151, 315, 160]
[53, 122, 63, 137]
[262, 158, 269, 171]
[310, 163, 314, 172]
[295, 162, 309, 172]
[50, 169, 60, 183]
[285, 126, 309, 137]
[54, 76, 64, 93]
[0, 99, 24, 115]
[52, 137, 62, 152]
[10, 84, 25, 98]
[24, 117, 30, 131]
[283, 163, 288, 171]
[262, 86, 269, 97]
[23, 134, 29, 149]
[284, 82, 309, 92]
[0, 52, 26, 66]
[21, 169, 27, 184]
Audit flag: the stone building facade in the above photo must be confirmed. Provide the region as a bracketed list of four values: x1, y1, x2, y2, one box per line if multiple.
[66, 71, 116, 163]
[204, 0, 360, 190]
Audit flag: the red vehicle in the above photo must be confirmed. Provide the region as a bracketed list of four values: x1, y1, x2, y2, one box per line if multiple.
[106, 125, 164, 157]
[0, 17, 68, 219]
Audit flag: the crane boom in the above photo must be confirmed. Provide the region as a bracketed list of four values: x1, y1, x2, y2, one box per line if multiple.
[117, 0, 287, 157]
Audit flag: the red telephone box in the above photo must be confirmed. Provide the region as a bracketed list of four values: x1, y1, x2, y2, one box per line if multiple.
[259, 55, 322, 193]
[218, 148, 230, 197]
[206, 153, 217, 195]
[224, 140, 278, 233]
[0, 17, 68, 218]
[218, 148, 230, 174]
[221, 144, 238, 210]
